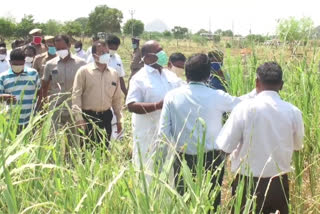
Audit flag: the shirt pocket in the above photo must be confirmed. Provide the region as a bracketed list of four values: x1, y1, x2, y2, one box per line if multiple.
[51, 69, 63, 90]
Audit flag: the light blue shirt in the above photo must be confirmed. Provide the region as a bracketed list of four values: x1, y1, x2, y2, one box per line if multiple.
[158, 82, 241, 155]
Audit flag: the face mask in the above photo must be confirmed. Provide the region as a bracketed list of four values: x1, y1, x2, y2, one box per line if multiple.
[109, 50, 116, 56]
[48, 46, 56, 55]
[0, 54, 6, 61]
[211, 62, 222, 71]
[56, 50, 69, 59]
[171, 66, 185, 77]
[11, 65, 25, 74]
[33, 36, 42, 45]
[75, 48, 81, 52]
[155, 50, 168, 67]
[98, 53, 110, 64]
[25, 57, 34, 63]
[132, 43, 138, 49]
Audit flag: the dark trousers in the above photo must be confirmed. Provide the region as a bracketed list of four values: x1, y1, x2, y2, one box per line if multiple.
[173, 150, 225, 209]
[232, 174, 289, 214]
[82, 109, 113, 148]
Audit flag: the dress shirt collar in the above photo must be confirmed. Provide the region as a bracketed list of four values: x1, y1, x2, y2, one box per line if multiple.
[57, 53, 76, 62]
[92, 62, 110, 72]
[257, 90, 280, 99]
[144, 64, 160, 73]
[188, 81, 207, 86]
[8, 67, 28, 75]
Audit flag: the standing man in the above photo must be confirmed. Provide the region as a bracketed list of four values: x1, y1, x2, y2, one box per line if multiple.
[41, 35, 86, 135]
[86, 36, 99, 63]
[0, 42, 10, 74]
[130, 37, 144, 78]
[23, 45, 37, 68]
[126, 40, 182, 169]
[74, 41, 87, 61]
[216, 62, 304, 214]
[33, 36, 57, 78]
[167, 52, 186, 78]
[29, 29, 47, 55]
[208, 50, 227, 92]
[0, 49, 41, 130]
[157, 54, 240, 210]
[72, 41, 122, 146]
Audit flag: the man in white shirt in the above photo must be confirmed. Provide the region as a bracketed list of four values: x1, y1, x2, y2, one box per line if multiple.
[216, 62, 304, 214]
[86, 36, 99, 64]
[157, 54, 240, 210]
[74, 41, 87, 61]
[126, 40, 182, 171]
[0, 42, 10, 74]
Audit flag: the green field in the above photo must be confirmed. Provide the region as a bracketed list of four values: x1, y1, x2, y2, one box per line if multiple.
[1, 38, 320, 213]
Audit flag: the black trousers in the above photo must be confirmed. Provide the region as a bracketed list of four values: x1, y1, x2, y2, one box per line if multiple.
[82, 109, 113, 148]
[173, 150, 225, 209]
[232, 174, 289, 214]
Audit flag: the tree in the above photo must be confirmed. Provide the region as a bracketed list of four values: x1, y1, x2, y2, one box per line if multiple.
[163, 30, 172, 37]
[88, 5, 123, 34]
[222, 30, 233, 37]
[277, 17, 314, 45]
[0, 18, 16, 41]
[214, 29, 223, 36]
[246, 34, 266, 43]
[62, 21, 82, 37]
[44, 19, 62, 36]
[74, 17, 90, 36]
[172, 26, 188, 39]
[123, 19, 144, 37]
[196, 29, 209, 35]
[15, 15, 37, 39]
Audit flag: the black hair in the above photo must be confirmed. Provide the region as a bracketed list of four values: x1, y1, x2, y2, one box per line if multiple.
[10, 48, 25, 61]
[92, 41, 106, 55]
[169, 53, 186, 64]
[257, 62, 283, 85]
[141, 44, 153, 57]
[0, 42, 6, 48]
[75, 41, 83, 48]
[24, 45, 37, 56]
[106, 35, 121, 46]
[208, 50, 224, 62]
[54, 35, 70, 45]
[92, 36, 99, 42]
[185, 54, 211, 82]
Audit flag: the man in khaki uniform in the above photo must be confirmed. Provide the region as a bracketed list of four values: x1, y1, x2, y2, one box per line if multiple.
[29, 29, 47, 55]
[130, 38, 144, 77]
[41, 35, 86, 135]
[72, 40, 122, 146]
[33, 36, 57, 78]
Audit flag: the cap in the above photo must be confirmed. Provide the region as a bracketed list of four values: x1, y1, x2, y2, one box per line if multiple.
[29, 28, 42, 35]
[132, 37, 140, 41]
[44, 36, 54, 41]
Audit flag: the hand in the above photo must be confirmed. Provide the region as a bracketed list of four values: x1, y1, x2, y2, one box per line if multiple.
[76, 120, 87, 130]
[0, 94, 16, 104]
[116, 122, 122, 134]
[155, 100, 164, 110]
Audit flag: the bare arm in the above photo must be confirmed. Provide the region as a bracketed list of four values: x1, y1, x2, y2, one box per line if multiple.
[127, 100, 163, 114]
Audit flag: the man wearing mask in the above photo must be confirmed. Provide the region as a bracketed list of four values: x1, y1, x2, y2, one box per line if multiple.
[168, 52, 186, 78]
[126, 40, 182, 171]
[29, 29, 47, 55]
[33, 36, 57, 78]
[72, 41, 122, 146]
[74, 41, 87, 61]
[0, 49, 41, 131]
[130, 37, 143, 78]
[0, 42, 10, 74]
[24, 45, 37, 69]
[41, 35, 86, 140]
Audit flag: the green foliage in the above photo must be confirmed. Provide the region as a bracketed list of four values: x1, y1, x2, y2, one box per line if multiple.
[222, 30, 233, 37]
[246, 34, 266, 43]
[172, 26, 189, 39]
[191, 34, 208, 45]
[123, 19, 144, 37]
[88, 5, 123, 35]
[62, 21, 82, 37]
[162, 30, 172, 38]
[15, 15, 37, 39]
[74, 17, 90, 36]
[43, 19, 63, 36]
[0, 18, 16, 40]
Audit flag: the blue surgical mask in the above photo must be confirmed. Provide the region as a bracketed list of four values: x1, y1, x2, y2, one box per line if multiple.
[211, 62, 222, 71]
[48, 46, 56, 55]
[132, 43, 138, 49]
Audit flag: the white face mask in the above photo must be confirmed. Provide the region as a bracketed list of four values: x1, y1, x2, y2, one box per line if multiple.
[98, 53, 110, 64]
[109, 50, 116, 56]
[56, 50, 69, 59]
[11, 65, 25, 74]
[171, 66, 185, 77]
[0, 54, 6, 61]
[75, 48, 81, 53]
[25, 57, 34, 63]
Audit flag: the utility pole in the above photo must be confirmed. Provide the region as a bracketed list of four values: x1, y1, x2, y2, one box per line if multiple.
[129, 9, 135, 37]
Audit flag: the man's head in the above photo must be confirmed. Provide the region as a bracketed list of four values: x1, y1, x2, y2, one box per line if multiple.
[208, 50, 224, 72]
[12, 40, 25, 50]
[106, 35, 121, 55]
[0, 42, 7, 60]
[256, 62, 283, 93]
[92, 40, 109, 65]
[132, 37, 140, 50]
[54, 35, 71, 59]
[168, 53, 186, 69]
[44, 36, 56, 56]
[29, 29, 43, 45]
[185, 53, 211, 82]
[74, 41, 83, 52]
[92, 36, 99, 44]
[10, 48, 25, 74]
[141, 40, 168, 68]
[24, 45, 36, 63]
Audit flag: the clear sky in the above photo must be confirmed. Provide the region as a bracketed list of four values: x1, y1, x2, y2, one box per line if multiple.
[1, 0, 319, 36]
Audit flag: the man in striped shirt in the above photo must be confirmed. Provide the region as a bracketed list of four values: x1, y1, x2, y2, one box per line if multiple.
[0, 49, 41, 130]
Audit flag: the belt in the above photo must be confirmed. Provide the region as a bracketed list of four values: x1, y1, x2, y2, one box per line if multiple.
[83, 109, 111, 115]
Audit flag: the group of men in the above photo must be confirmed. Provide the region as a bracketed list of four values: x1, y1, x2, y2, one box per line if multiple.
[0, 28, 304, 213]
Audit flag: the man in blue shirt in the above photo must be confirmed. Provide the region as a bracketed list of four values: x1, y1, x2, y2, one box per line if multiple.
[0, 48, 41, 131]
[157, 53, 240, 211]
[208, 50, 227, 92]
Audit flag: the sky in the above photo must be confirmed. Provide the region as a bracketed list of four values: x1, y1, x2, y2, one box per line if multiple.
[1, 0, 319, 36]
